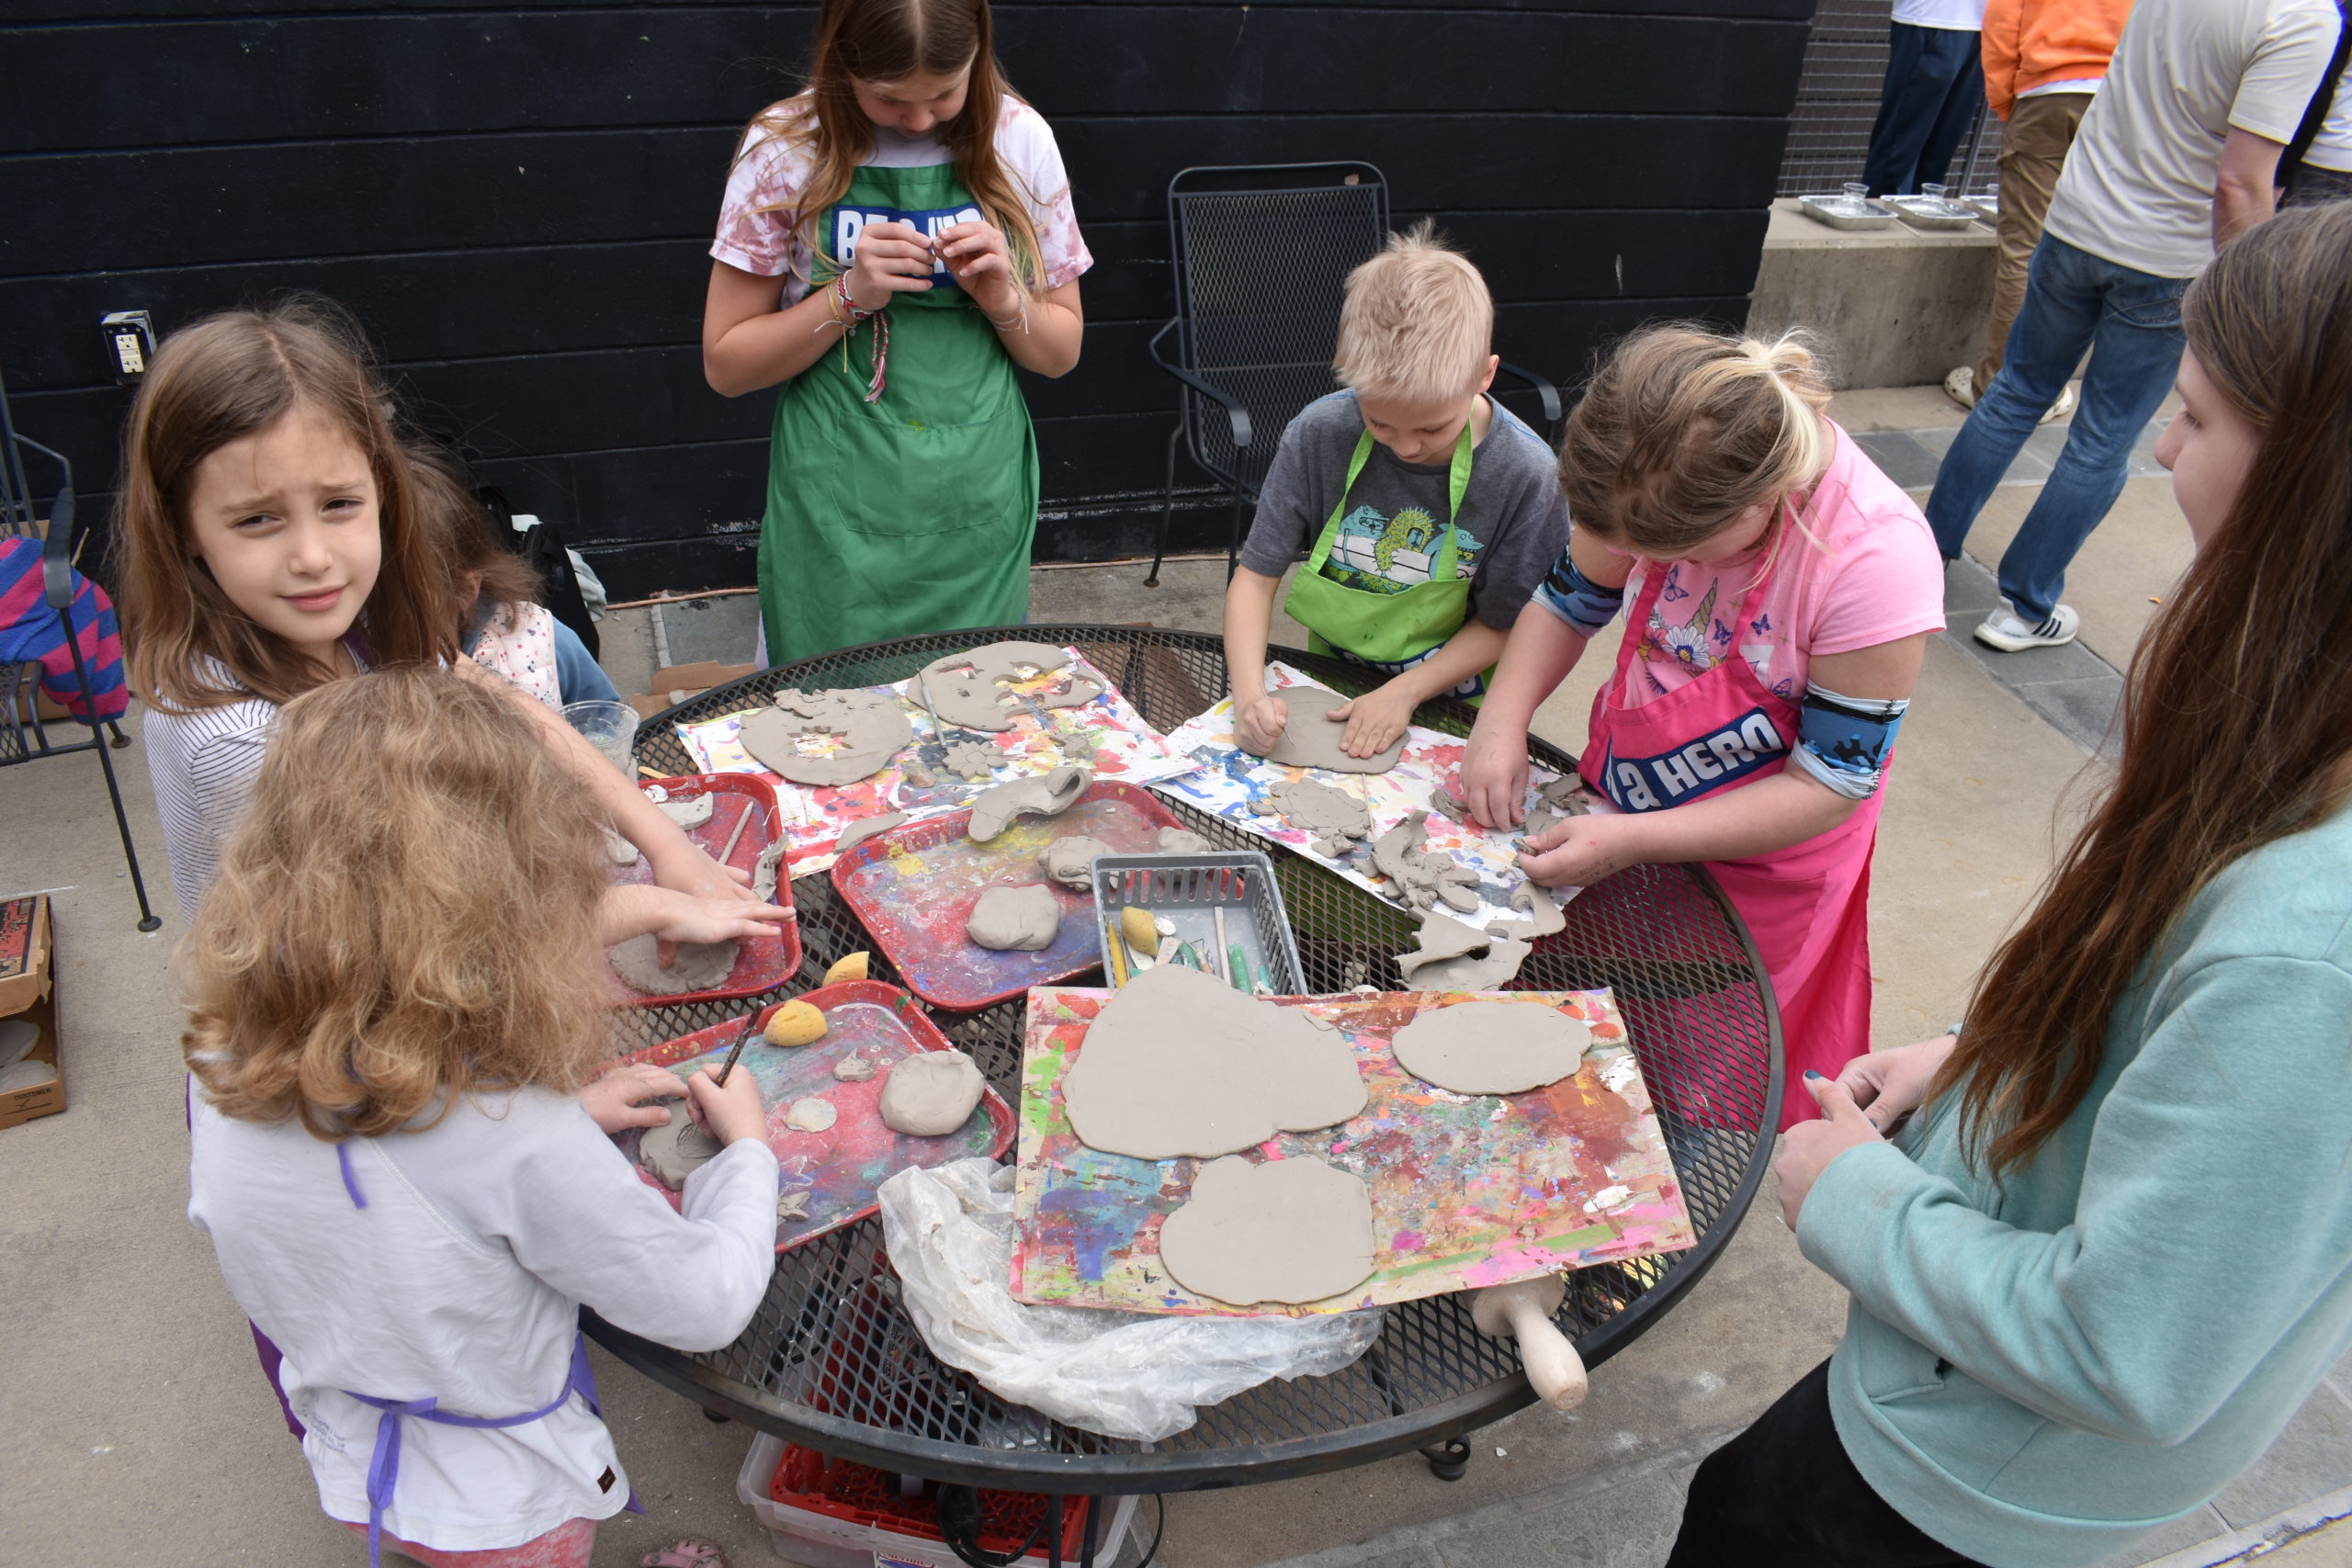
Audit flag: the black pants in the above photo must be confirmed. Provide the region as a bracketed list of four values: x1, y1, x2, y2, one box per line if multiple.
[1861, 22, 1985, 197]
[1666, 1361, 1987, 1567]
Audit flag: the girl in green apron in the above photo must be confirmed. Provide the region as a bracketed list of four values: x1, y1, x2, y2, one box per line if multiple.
[702, 0, 1091, 666]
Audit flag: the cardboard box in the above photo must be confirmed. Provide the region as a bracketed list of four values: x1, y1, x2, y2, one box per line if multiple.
[628, 660, 758, 721]
[0, 896, 63, 1130]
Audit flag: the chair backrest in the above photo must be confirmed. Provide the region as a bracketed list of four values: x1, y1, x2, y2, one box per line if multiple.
[1168, 163, 1388, 498]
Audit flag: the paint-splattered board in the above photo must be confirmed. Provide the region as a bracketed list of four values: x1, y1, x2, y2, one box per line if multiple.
[1009, 987, 1693, 1316]
[1153, 663, 1583, 931]
[667, 649, 1197, 878]
[607, 773, 801, 1005]
[607, 981, 1012, 1252]
[831, 781, 1186, 1011]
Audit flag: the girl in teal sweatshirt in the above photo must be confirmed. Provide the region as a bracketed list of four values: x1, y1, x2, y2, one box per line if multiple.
[1668, 200, 2352, 1568]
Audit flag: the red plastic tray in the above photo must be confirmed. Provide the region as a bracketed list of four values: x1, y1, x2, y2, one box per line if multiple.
[828, 780, 1186, 1011]
[602, 981, 1013, 1253]
[607, 773, 800, 1007]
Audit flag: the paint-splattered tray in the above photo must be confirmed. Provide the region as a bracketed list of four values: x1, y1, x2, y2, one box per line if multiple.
[606, 981, 1013, 1253]
[608, 773, 801, 1007]
[1009, 987, 1695, 1317]
[829, 780, 1187, 1011]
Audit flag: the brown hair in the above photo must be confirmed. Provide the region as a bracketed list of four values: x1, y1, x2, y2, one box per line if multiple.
[1558, 324, 1835, 558]
[1333, 220, 1495, 405]
[183, 666, 611, 1141]
[1938, 202, 2352, 1176]
[741, 0, 1046, 294]
[113, 297, 520, 714]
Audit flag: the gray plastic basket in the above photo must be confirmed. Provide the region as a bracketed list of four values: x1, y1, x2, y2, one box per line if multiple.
[1089, 852, 1306, 995]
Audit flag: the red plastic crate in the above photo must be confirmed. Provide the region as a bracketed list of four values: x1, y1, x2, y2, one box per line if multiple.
[769, 1445, 1088, 1562]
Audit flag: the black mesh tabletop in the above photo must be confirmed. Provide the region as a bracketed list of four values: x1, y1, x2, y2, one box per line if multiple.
[587, 625, 1781, 1495]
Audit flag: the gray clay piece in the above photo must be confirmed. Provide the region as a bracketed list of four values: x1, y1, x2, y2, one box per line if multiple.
[1259, 685, 1407, 775]
[602, 826, 641, 865]
[751, 840, 786, 903]
[639, 1099, 723, 1190]
[1538, 774, 1596, 816]
[920, 642, 1103, 734]
[655, 795, 714, 829]
[942, 740, 1000, 781]
[1390, 1000, 1592, 1095]
[831, 1052, 877, 1082]
[1395, 911, 1532, 991]
[879, 1050, 987, 1136]
[784, 1097, 839, 1133]
[1061, 964, 1366, 1159]
[1039, 835, 1114, 890]
[0, 1018, 39, 1071]
[1156, 828, 1214, 854]
[737, 688, 912, 788]
[1370, 811, 1482, 912]
[1157, 1155, 1377, 1306]
[1487, 883, 1567, 941]
[900, 761, 936, 788]
[1256, 779, 1371, 847]
[967, 765, 1090, 841]
[1521, 807, 1562, 841]
[833, 812, 908, 855]
[967, 884, 1062, 951]
[609, 934, 739, 995]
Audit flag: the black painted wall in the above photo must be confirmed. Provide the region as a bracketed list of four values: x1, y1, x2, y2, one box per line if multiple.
[1, 0, 1809, 601]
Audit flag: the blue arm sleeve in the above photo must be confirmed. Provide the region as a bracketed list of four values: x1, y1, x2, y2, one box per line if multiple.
[550, 616, 619, 705]
[1530, 549, 1624, 638]
[1788, 682, 1908, 800]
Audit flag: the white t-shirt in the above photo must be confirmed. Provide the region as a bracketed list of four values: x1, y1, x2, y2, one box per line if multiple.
[2019, 77, 2103, 98]
[2306, 54, 2352, 172]
[1893, 0, 1987, 32]
[188, 1088, 778, 1551]
[711, 97, 1092, 302]
[2045, 0, 2340, 277]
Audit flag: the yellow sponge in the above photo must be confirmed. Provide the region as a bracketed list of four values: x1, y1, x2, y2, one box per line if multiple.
[763, 999, 828, 1047]
[1117, 906, 1159, 956]
[824, 951, 870, 987]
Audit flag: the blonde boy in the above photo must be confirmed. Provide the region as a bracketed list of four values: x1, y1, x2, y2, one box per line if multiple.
[1223, 223, 1570, 759]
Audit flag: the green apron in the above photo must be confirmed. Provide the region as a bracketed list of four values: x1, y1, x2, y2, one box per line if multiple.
[1282, 421, 1484, 695]
[756, 163, 1037, 666]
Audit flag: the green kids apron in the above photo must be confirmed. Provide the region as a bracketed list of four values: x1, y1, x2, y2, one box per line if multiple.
[1282, 421, 1482, 695]
[756, 162, 1038, 667]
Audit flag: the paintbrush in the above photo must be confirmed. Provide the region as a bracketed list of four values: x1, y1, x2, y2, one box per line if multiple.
[711, 1010, 760, 1089]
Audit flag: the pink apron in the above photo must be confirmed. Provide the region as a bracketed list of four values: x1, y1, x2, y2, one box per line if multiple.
[1580, 561, 1880, 1131]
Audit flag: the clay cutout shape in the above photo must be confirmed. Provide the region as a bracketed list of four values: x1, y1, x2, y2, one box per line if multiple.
[967, 884, 1062, 951]
[639, 1099, 722, 1190]
[1257, 685, 1406, 774]
[601, 826, 640, 865]
[920, 641, 1104, 733]
[879, 1049, 987, 1135]
[784, 1097, 838, 1133]
[1521, 807, 1562, 842]
[1156, 828, 1214, 854]
[738, 688, 912, 788]
[1370, 811, 1482, 911]
[1391, 1001, 1592, 1095]
[1039, 835, 1114, 890]
[1255, 779, 1372, 848]
[967, 765, 1090, 841]
[1436, 881, 1479, 914]
[1395, 911, 1532, 990]
[942, 740, 1001, 781]
[0, 1018, 39, 1071]
[1061, 964, 1367, 1159]
[832, 1052, 877, 1083]
[610, 935, 738, 995]
[1157, 1155, 1377, 1306]
[834, 812, 907, 855]
[655, 795, 714, 829]
[751, 840, 786, 904]
[0, 1058, 56, 1094]
[777, 1190, 811, 1223]
[1538, 774, 1596, 816]
[1486, 884, 1567, 942]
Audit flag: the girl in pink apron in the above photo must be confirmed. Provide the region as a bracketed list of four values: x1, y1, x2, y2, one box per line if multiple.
[1462, 328, 1945, 1128]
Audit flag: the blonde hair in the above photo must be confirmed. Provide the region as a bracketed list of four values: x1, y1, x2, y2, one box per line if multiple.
[1333, 220, 1495, 406]
[183, 666, 612, 1141]
[1558, 324, 1835, 558]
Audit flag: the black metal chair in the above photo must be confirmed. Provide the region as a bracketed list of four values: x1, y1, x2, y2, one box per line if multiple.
[1145, 162, 1564, 586]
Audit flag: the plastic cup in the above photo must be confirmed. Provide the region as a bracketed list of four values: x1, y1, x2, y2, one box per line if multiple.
[563, 699, 639, 777]
[1922, 182, 1949, 205]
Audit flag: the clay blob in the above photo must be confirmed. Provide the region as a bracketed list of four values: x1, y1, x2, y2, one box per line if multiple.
[967, 884, 1062, 951]
[655, 795, 714, 829]
[737, 688, 912, 788]
[777, 1190, 811, 1223]
[1370, 811, 1482, 912]
[1487, 883, 1567, 942]
[1395, 912, 1532, 991]
[639, 1099, 723, 1190]
[1061, 964, 1366, 1159]
[833, 812, 907, 855]
[609, 935, 738, 995]
[941, 740, 1001, 781]
[879, 1050, 987, 1135]
[919, 642, 1104, 733]
[1538, 774, 1597, 816]
[1156, 827, 1214, 854]
[1038, 835, 1114, 890]
[1157, 1155, 1377, 1306]
[1390, 1001, 1592, 1095]
[831, 1052, 877, 1083]
[750, 840, 786, 904]
[901, 760, 937, 788]
[967, 765, 1090, 841]
[601, 826, 641, 865]
[1255, 779, 1372, 850]
[1258, 685, 1406, 775]
[784, 1097, 839, 1133]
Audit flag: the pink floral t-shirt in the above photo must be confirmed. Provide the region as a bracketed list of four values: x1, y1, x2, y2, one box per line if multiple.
[710, 98, 1092, 304]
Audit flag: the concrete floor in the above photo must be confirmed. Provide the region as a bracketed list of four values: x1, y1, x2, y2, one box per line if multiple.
[5, 384, 2347, 1568]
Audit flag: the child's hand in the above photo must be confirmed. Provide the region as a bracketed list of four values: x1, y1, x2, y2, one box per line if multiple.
[581, 1062, 691, 1134]
[600, 884, 793, 954]
[684, 1064, 768, 1146]
[1837, 1035, 1957, 1134]
[1461, 726, 1531, 829]
[845, 220, 936, 310]
[644, 837, 756, 904]
[1234, 692, 1290, 754]
[1329, 684, 1415, 760]
[1777, 1072, 1888, 1231]
[935, 220, 1022, 320]
[1517, 814, 1634, 889]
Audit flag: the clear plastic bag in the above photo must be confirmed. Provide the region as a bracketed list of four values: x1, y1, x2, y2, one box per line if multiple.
[877, 1158, 1383, 1443]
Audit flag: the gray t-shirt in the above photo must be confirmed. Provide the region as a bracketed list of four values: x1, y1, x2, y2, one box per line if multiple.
[1238, 391, 1569, 631]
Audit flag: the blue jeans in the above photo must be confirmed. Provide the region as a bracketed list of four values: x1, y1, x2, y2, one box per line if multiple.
[1926, 234, 2187, 624]
[1862, 23, 1984, 197]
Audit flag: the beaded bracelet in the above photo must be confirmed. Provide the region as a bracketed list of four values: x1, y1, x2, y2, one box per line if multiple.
[831, 274, 889, 402]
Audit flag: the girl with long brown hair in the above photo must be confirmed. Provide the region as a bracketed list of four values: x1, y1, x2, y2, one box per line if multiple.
[1671, 200, 2352, 1568]
[702, 0, 1090, 664]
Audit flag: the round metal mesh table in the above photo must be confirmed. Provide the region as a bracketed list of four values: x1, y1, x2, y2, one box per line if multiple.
[588, 625, 1781, 1496]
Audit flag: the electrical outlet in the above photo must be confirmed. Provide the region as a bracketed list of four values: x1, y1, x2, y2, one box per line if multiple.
[101, 310, 155, 384]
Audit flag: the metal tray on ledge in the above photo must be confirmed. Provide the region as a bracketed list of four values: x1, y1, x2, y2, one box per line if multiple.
[1797, 193, 1898, 231]
[1885, 195, 1981, 231]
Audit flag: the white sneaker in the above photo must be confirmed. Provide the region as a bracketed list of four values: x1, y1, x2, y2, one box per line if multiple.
[1974, 604, 2080, 651]
[1943, 366, 1978, 410]
[2040, 384, 2076, 424]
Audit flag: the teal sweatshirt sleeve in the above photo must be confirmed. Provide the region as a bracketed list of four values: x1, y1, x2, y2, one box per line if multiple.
[1799, 953, 2352, 1447]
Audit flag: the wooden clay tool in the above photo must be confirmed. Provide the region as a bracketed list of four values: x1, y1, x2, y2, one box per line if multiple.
[1470, 1276, 1588, 1410]
[718, 797, 759, 865]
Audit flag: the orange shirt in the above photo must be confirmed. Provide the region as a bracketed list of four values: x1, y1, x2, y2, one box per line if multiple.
[1982, 0, 2135, 118]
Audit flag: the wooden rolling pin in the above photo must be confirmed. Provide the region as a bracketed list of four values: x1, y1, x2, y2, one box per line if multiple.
[1471, 1275, 1588, 1411]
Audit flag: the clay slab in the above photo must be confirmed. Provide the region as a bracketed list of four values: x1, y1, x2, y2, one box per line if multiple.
[1157, 1155, 1377, 1305]
[920, 641, 1103, 733]
[639, 1099, 722, 1189]
[655, 795, 714, 829]
[967, 884, 1062, 951]
[738, 688, 911, 788]
[878, 1049, 987, 1135]
[834, 812, 907, 854]
[1257, 778, 1371, 844]
[967, 765, 1089, 841]
[784, 1097, 838, 1133]
[1156, 828, 1214, 854]
[610, 934, 738, 995]
[1259, 685, 1405, 774]
[1060, 964, 1366, 1159]
[1395, 912, 1532, 990]
[1391, 1000, 1591, 1094]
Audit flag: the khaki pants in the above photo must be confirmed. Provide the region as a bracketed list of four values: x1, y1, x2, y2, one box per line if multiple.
[1975, 91, 2094, 397]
